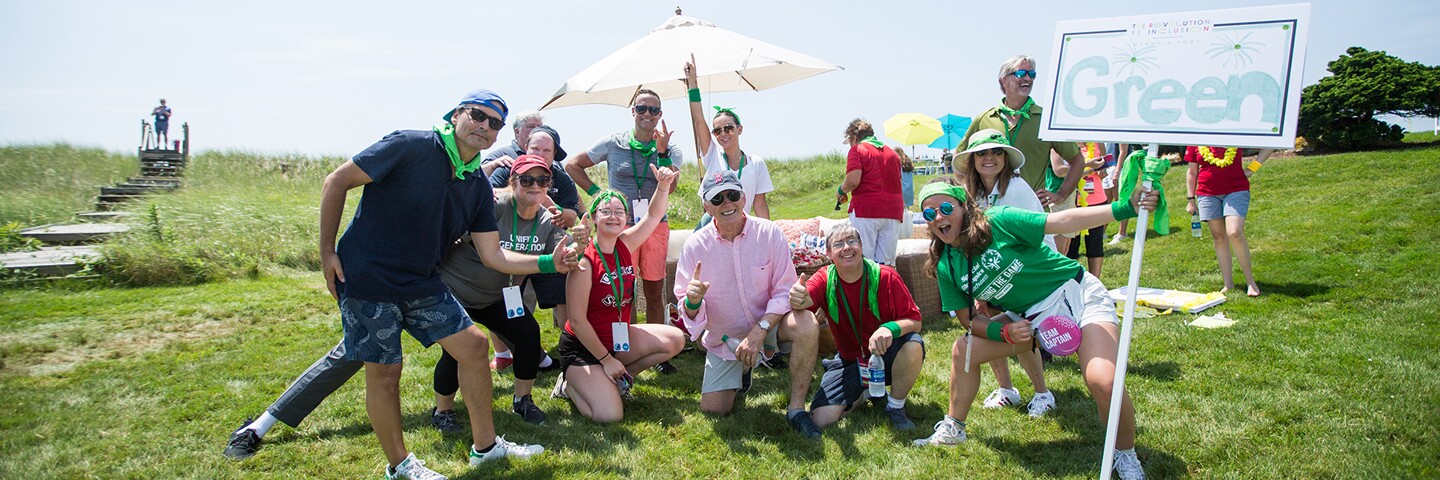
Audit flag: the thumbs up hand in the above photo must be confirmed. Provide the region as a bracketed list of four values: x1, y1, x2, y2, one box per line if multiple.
[684, 261, 710, 310]
[789, 272, 813, 310]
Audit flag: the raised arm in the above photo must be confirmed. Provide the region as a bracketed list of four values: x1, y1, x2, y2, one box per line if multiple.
[619, 164, 678, 252]
[684, 54, 712, 167]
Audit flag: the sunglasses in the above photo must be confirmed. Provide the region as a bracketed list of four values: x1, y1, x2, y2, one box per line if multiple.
[460, 107, 505, 130]
[711, 124, 737, 136]
[1010, 69, 1037, 79]
[516, 175, 552, 188]
[922, 202, 956, 221]
[633, 105, 662, 116]
[973, 147, 1006, 158]
[829, 237, 861, 249]
[708, 190, 742, 206]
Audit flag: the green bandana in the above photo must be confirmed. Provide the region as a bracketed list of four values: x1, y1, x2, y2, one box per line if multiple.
[628, 131, 657, 158]
[712, 105, 741, 126]
[997, 97, 1035, 120]
[587, 190, 630, 219]
[825, 258, 881, 330]
[434, 124, 483, 180]
[1116, 151, 1172, 235]
[861, 136, 885, 149]
[919, 182, 968, 205]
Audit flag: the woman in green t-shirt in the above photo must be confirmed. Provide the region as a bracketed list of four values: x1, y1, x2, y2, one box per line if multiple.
[911, 178, 1157, 480]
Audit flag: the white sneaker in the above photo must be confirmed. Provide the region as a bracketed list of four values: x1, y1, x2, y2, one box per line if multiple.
[1113, 449, 1146, 480]
[386, 453, 447, 480]
[469, 436, 545, 466]
[912, 417, 966, 447]
[549, 371, 568, 399]
[981, 387, 1022, 409]
[1027, 391, 1056, 418]
[1108, 234, 1127, 246]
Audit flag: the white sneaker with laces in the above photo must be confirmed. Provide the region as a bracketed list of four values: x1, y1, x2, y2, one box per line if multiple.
[469, 436, 545, 466]
[1027, 391, 1056, 418]
[550, 371, 568, 399]
[1113, 449, 1146, 480]
[386, 453, 447, 480]
[981, 387, 1022, 409]
[1108, 233, 1127, 246]
[912, 418, 966, 447]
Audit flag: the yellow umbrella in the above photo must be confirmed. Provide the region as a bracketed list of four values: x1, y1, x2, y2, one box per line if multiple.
[883, 113, 943, 146]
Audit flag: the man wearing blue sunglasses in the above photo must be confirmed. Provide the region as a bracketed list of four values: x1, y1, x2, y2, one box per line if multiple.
[961, 56, 1085, 215]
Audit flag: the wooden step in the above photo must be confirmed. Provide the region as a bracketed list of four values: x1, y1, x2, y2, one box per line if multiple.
[76, 211, 135, 222]
[127, 176, 182, 185]
[18, 224, 130, 244]
[116, 182, 178, 191]
[97, 194, 147, 204]
[101, 185, 167, 196]
[0, 246, 101, 277]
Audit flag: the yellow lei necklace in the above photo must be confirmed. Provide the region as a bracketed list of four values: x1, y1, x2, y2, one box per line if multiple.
[1197, 147, 1238, 168]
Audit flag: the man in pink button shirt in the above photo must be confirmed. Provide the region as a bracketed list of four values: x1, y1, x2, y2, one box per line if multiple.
[675, 170, 823, 438]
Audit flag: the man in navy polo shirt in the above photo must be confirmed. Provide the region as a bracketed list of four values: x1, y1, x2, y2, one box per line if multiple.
[224, 90, 575, 480]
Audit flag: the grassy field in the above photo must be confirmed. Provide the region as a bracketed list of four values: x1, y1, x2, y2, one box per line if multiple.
[1, 144, 1437, 478]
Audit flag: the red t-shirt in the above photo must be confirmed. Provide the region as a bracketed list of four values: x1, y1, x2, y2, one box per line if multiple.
[1184, 146, 1249, 197]
[565, 241, 635, 350]
[805, 264, 921, 362]
[846, 143, 904, 220]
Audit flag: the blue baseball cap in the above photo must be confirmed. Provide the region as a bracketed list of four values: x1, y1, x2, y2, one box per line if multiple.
[442, 89, 508, 123]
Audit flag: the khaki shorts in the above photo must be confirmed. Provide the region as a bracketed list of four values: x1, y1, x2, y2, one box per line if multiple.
[701, 327, 781, 393]
[636, 222, 669, 281]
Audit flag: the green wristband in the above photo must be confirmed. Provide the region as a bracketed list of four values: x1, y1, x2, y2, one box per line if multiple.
[656, 156, 673, 168]
[1111, 200, 1138, 221]
[881, 321, 902, 338]
[586, 184, 601, 196]
[688, 88, 701, 103]
[685, 297, 702, 311]
[537, 254, 556, 274]
[985, 321, 1005, 342]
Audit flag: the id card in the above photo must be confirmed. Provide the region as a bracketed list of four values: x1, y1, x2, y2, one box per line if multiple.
[632, 199, 649, 224]
[502, 285, 524, 319]
[611, 322, 631, 352]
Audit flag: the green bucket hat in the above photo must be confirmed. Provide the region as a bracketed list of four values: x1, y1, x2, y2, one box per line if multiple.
[958, 128, 1025, 173]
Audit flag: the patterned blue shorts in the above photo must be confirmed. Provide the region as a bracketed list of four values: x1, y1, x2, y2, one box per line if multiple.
[338, 291, 472, 364]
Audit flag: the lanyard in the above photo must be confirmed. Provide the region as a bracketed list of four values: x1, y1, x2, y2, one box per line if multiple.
[834, 266, 869, 354]
[628, 146, 652, 194]
[596, 245, 627, 322]
[509, 203, 541, 253]
[1001, 113, 1025, 148]
[721, 151, 746, 180]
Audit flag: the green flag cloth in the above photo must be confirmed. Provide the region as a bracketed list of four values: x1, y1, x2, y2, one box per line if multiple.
[1117, 151, 1172, 235]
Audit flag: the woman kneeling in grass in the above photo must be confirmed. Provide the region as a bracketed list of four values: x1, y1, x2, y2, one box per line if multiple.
[553, 166, 686, 422]
[911, 178, 1156, 480]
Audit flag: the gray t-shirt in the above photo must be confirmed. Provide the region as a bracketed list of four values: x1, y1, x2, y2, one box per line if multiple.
[585, 131, 684, 223]
[439, 197, 566, 308]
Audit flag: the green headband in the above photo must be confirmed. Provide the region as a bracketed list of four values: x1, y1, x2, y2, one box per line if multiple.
[712, 106, 741, 126]
[587, 190, 630, 218]
[919, 182, 968, 205]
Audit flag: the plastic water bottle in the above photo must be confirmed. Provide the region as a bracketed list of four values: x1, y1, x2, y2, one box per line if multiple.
[719, 334, 743, 352]
[867, 352, 886, 398]
[1191, 213, 1202, 238]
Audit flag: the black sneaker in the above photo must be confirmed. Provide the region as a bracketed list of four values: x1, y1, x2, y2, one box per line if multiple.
[737, 369, 753, 394]
[536, 351, 562, 373]
[787, 410, 823, 440]
[222, 420, 261, 460]
[430, 407, 463, 434]
[885, 406, 917, 431]
[512, 395, 547, 425]
[763, 352, 789, 370]
[654, 361, 679, 375]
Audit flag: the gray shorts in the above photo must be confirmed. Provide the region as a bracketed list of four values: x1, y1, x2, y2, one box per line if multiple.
[1197, 190, 1250, 221]
[701, 327, 781, 394]
[339, 290, 471, 364]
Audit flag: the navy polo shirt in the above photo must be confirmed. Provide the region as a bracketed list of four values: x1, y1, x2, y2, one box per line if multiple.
[336, 129, 498, 302]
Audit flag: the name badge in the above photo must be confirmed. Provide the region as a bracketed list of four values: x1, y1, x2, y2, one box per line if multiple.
[611, 322, 631, 352]
[632, 199, 649, 224]
[502, 285, 524, 319]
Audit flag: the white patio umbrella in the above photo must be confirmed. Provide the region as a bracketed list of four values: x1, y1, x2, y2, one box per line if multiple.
[540, 9, 843, 110]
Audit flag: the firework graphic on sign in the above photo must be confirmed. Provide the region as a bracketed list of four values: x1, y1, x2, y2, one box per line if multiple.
[1207, 32, 1264, 69]
[1111, 43, 1159, 76]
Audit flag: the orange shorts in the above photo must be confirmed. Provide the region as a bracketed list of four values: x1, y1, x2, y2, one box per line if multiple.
[635, 222, 669, 281]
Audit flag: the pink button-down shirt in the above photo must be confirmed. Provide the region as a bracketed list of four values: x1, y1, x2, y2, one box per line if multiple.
[674, 216, 797, 360]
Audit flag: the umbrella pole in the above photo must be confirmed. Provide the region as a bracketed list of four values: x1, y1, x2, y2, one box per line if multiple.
[1099, 143, 1157, 480]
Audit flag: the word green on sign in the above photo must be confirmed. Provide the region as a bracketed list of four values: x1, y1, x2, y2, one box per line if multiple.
[1061, 55, 1281, 126]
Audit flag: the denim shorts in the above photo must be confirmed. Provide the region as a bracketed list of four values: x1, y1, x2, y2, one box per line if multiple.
[338, 290, 472, 364]
[1197, 190, 1250, 221]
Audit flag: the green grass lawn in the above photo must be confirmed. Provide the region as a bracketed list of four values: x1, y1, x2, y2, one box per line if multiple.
[1, 145, 1438, 478]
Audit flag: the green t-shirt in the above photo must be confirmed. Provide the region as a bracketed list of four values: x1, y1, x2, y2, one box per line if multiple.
[937, 206, 1084, 313]
[964, 100, 1081, 193]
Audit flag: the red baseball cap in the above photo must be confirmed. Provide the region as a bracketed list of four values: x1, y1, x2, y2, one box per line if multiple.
[511, 154, 551, 175]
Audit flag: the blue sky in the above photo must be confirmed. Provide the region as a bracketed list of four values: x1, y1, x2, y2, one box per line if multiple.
[2, 0, 1436, 161]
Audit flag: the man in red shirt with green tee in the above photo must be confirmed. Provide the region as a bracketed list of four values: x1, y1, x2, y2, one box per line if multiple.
[789, 223, 924, 432]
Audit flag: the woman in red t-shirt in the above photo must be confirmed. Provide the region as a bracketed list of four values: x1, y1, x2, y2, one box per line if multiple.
[1184, 146, 1270, 297]
[557, 165, 685, 422]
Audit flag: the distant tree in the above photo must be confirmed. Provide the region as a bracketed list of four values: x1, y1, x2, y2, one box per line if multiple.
[1297, 47, 1440, 151]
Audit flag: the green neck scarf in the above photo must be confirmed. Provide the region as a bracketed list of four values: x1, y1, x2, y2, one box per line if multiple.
[1117, 150, 1172, 235]
[825, 259, 881, 330]
[861, 136, 885, 149]
[434, 124, 482, 180]
[997, 97, 1035, 120]
[628, 131, 657, 158]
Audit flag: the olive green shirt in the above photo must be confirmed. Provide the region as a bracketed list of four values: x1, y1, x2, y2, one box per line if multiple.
[964, 99, 1081, 194]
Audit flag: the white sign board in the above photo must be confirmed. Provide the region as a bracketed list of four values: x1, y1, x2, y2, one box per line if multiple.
[1035, 4, 1310, 149]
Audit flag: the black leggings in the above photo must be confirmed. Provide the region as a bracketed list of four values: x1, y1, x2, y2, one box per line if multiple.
[1066, 224, 1107, 259]
[433, 302, 542, 396]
